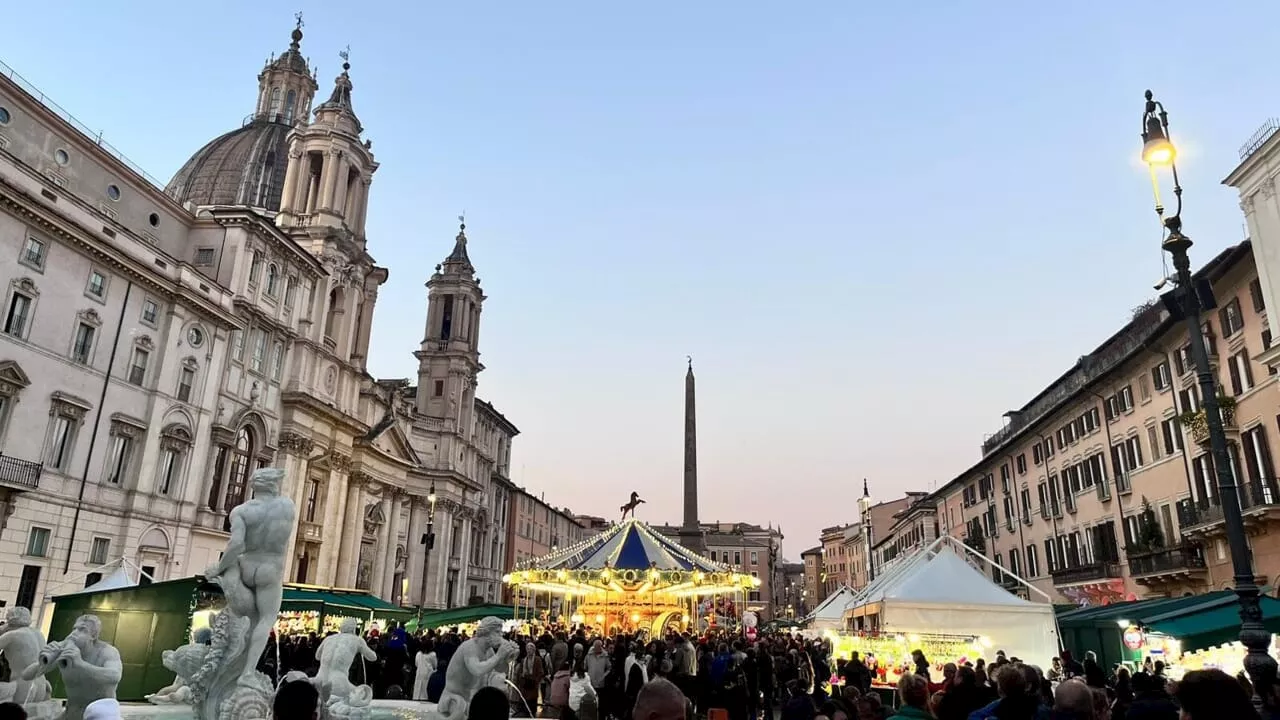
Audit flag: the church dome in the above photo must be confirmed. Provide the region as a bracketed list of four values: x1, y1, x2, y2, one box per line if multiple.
[165, 118, 291, 211]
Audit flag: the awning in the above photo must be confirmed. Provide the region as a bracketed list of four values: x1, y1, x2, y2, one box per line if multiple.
[1145, 593, 1280, 652]
[418, 604, 514, 629]
[279, 585, 412, 619]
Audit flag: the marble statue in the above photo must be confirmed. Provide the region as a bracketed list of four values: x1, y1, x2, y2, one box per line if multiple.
[180, 467, 295, 720]
[145, 628, 212, 705]
[429, 617, 519, 720]
[204, 467, 294, 682]
[21, 614, 121, 720]
[0, 606, 46, 704]
[313, 617, 376, 717]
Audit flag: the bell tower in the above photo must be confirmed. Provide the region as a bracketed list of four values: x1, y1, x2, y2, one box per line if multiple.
[254, 14, 319, 125]
[414, 220, 485, 432]
[275, 49, 378, 242]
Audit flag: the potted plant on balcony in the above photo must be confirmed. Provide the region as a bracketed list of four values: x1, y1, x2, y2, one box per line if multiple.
[1134, 498, 1165, 554]
[1177, 394, 1237, 445]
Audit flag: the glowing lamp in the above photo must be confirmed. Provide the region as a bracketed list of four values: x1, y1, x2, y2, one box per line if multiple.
[631, 613, 641, 623]
[595, 614, 605, 624]
[1142, 116, 1176, 166]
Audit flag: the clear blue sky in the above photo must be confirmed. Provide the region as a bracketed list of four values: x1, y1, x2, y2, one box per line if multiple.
[5, 1, 1276, 557]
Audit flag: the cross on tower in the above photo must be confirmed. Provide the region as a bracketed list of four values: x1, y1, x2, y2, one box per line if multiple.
[294, 11, 304, 29]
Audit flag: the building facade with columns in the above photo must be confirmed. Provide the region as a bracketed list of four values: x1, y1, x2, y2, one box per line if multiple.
[0, 22, 534, 611]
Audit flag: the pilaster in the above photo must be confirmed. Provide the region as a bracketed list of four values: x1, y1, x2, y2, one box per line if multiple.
[332, 462, 362, 587]
[382, 492, 404, 601]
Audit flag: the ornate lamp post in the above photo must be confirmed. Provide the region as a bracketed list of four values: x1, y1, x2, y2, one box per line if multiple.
[1139, 91, 1277, 705]
[419, 482, 438, 607]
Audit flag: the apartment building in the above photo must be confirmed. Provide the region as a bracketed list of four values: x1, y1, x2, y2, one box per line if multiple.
[655, 521, 785, 618]
[801, 546, 823, 609]
[846, 493, 923, 589]
[505, 484, 586, 608]
[933, 241, 1273, 605]
[779, 561, 806, 618]
[819, 524, 855, 595]
[871, 495, 940, 578]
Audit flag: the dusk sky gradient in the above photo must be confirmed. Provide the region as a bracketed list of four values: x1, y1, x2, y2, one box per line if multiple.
[5, 1, 1277, 557]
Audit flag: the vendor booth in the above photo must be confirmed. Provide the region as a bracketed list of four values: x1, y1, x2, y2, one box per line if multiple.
[1057, 589, 1280, 678]
[842, 535, 1059, 666]
[417, 603, 515, 631]
[805, 585, 856, 632]
[45, 576, 409, 701]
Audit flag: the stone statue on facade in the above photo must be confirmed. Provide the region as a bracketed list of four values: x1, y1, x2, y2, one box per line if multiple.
[312, 618, 376, 718]
[21, 614, 121, 720]
[429, 617, 519, 720]
[145, 627, 212, 705]
[179, 467, 295, 720]
[0, 606, 48, 705]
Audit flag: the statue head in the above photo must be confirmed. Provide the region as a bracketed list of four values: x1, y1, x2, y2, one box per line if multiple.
[251, 468, 285, 496]
[3, 606, 32, 628]
[69, 614, 102, 651]
[473, 616, 504, 647]
[340, 617, 360, 635]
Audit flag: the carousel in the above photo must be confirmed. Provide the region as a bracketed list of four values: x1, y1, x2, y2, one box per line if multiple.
[504, 513, 759, 636]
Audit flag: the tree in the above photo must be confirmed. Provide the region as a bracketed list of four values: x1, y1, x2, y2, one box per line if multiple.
[1135, 497, 1165, 552]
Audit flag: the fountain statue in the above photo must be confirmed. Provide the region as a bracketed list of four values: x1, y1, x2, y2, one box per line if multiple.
[145, 628, 213, 705]
[21, 614, 121, 720]
[428, 617, 519, 720]
[313, 617, 376, 718]
[182, 467, 296, 720]
[0, 606, 47, 704]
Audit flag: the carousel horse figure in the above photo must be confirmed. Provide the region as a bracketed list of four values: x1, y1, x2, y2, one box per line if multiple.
[620, 492, 645, 521]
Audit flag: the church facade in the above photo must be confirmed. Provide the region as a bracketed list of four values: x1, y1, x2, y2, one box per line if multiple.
[0, 21, 517, 611]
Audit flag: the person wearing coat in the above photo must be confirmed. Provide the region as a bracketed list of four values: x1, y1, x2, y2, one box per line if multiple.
[513, 642, 547, 717]
[413, 641, 437, 701]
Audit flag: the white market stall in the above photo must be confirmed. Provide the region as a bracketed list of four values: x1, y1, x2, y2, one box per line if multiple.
[843, 535, 1060, 665]
[805, 584, 857, 632]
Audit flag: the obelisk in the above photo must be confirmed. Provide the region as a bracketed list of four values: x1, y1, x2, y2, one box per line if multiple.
[679, 358, 706, 555]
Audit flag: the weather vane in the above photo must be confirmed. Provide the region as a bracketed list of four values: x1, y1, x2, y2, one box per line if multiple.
[458, 212, 466, 230]
[339, 45, 350, 64]
[294, 11, 304, 29]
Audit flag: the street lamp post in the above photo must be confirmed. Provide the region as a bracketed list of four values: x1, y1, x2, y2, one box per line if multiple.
[419, 482, 437, 608]
[1139, 90, 1277, 705]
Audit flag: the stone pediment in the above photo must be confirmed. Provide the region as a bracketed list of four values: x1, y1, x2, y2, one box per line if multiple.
[0, 361, 30, 397]
[369, 420, 420, 467]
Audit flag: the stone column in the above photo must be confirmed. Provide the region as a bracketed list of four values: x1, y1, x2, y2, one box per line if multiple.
[277, 432, 315, 582]
[334, 469, 364, 587]
[355, 177, 372, 234]
[372, 489, 393, 596]
[334, 156, 351, 215]
[280, 148, 302, 212]
[320, 150, 342, 210]
[406, 498, 423, 605]
[382, 492, 404, 601]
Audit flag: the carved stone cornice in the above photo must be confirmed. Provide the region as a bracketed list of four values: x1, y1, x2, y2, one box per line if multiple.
[330, 452, 352, 473]
[277, 431, 315, 456]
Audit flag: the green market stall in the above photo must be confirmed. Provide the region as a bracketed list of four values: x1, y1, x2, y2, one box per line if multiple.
[264, 584, 413, 636]
[47, 577, 409, 701]
[417, 603, 514, 630]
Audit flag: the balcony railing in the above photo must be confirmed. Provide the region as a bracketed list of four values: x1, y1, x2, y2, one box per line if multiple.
[1178, 479, 1280, 530]
[0, 454, 42, 490]
[1127, 545, 1206, 578]
[1182, 405, 1237, 446]
[1050, 561, 1122, 586]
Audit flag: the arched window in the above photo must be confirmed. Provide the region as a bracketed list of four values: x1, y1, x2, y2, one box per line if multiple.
[266, 264, 280, 297]
[223, 426, 256, 516]
[268, 88, 282, 119]
[325, 287, 345, 341]
[284, 90, 297, 124]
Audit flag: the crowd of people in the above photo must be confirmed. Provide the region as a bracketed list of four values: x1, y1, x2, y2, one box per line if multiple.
[257, 623, 1276, 720]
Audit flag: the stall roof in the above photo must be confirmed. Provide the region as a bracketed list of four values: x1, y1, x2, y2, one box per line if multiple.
[1146, 594, 1280, 652]
[805, 585, 856, 624]
[280, 585, 412, 617]
[419, 603, 514, 628]
[1056, 592, 1236, 627]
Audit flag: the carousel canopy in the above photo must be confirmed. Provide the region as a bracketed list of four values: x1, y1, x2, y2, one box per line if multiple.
[531, 518, 727, 572]
[505, 518, 758, 597]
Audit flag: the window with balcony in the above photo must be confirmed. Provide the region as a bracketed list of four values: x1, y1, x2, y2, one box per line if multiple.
[1229, 349, 1255, 396]
[1178, 386, 1200, 413]
[1219, 297, 1245, 337]
[1152, 361, 1171, 391]
[71, 323, 95, 364]
[5, 290, 33, 339]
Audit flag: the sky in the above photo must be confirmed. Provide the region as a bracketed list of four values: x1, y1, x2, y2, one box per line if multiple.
[4, 1, 1278, 558]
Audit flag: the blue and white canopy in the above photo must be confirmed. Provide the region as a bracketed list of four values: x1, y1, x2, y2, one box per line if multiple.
[531, 518, 727, 573]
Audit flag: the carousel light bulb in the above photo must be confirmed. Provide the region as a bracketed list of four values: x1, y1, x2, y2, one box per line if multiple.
[595, 614, 605, 624]
[631, 613, 641, 623]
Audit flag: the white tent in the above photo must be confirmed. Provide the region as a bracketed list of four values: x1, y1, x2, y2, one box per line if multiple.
[805, 585, 857, 631]
[62, 564, 137, 595]
[844, 536, 1059, 665]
